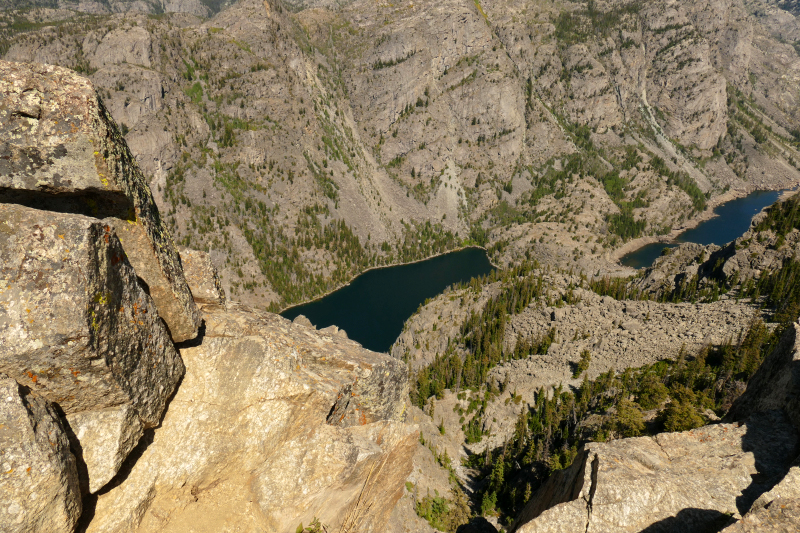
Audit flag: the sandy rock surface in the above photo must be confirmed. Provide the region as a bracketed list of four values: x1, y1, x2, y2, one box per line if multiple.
[86, 303, 416, 533]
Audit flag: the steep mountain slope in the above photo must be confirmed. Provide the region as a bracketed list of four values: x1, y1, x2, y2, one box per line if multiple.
[5, 1, 800, 531]
[0, 0, 217, 17]
[2, 0, 800, 312]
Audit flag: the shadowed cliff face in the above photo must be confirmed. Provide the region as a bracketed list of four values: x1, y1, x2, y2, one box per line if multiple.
[2, 0, 800, 309]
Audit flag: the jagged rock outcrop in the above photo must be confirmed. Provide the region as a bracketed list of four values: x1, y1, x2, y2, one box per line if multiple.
[0, 203, 184, 426]
[65, 405, 144, 494]
[510, 320, 800, 533]
[0, 59, 417, 533]
[509, 410, 798, 533]
[721, 497, 800, 532]
[750, 462, 800, 510]
[0, 60, 200, 342]
[178, 247, 226, 307]
[0, 375, 81, 533]
[725, 322, 800, 431]
[632, 242, 721, 295]
[319, 323, 348, 339]
[86, 303, 414, 533]
[292, 314, 314, 328]
[721, 457, 800, 531]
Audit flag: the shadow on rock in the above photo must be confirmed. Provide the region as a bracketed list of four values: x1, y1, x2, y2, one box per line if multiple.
[456, 516, 499, 533]
[735, 409, 800, 514]
[637, 508, 731, 533]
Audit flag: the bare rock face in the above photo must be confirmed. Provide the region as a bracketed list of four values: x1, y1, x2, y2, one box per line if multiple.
[0, 203, 184, 427]
[160, 0, 211, 17]
[292, 314, 314, 328]
[751, 464, 800, 511]
[319, 323, 349, 339]
[510, 411, 799, 533]
[0, 376, 81, 533]
[85, 303, 414, 533]
[65, 405, 144, 494]
[511, 318, 800, 533]
[178, 248, 226, 307]
[0, 60, 200, 342]
[85, 26, 153, 70]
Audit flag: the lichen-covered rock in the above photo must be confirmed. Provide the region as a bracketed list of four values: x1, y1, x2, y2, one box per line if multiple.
[65, 405, 144, 494]
[178, 248, 226, 307]
[0, 375, 81, 533]
[0, 203, 184, 427]
[510, 411, 799, 533]
[0, 60, 200, 342]
[85, 303, 414, 533]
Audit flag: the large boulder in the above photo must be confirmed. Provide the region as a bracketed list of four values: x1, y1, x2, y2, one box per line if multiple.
[85, 303, 415, 533]
[0, 375, 81, 533]
[0, 203, 184, 427]
[0, 60, 200, 342]
[178, 248, 226, 307]
[65, 405, 144, 494]
[509, 411, 799, 533]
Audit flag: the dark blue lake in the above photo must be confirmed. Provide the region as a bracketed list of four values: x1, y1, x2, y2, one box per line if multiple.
[280, 247, 495, 353]
[620, 190, 782, 269]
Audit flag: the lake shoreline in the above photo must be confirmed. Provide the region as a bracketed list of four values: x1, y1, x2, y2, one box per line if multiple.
[278, 244, 498, 315]
[279, 247, 496, 352]
[611, 184, 800, 265]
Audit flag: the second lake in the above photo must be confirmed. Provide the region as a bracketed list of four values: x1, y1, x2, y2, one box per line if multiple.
[620, 190, 782, 269]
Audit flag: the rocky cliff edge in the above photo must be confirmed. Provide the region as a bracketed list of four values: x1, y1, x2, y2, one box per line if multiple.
[0, 60, 415, 533]
[509, 322, 800, 533]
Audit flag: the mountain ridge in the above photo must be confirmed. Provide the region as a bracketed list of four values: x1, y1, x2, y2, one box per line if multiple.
[4, 0, 800, 310]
